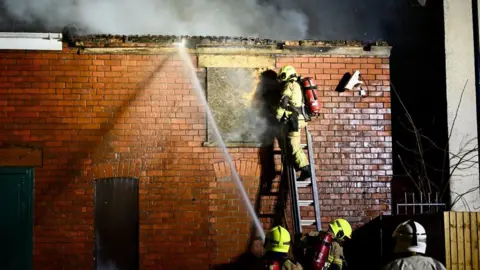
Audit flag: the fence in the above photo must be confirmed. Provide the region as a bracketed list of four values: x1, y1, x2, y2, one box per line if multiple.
[344, 212, 480, 270]
[444, 212, 480, 270]
[395, 192, 446, 215]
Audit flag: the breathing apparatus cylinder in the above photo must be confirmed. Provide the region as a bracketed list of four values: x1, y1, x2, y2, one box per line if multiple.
[312, 232, 333, 270]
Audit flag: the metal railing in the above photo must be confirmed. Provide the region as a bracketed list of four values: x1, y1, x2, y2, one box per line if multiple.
[395, 192, 446, 215]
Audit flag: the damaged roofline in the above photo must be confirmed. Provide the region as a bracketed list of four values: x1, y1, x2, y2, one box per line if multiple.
[67, 34, 392, 57]
[79, 46, 391, 57]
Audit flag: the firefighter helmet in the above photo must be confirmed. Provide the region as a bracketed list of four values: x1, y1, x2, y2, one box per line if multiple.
[277, 65, 297, 83]
[264, 225, 291, 253]
[329, 218, 353, 240]
[392, 220, 427, 254]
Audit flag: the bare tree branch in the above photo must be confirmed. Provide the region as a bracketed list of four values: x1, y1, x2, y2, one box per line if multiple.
[450, 186, 480, 210]
[392, 80, 478, 210]
[448, 80, 469, 140]
[392, 84, 433, 193]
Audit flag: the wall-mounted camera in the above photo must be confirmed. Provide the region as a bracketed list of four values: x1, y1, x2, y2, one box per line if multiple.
[336, 70, 367, 97]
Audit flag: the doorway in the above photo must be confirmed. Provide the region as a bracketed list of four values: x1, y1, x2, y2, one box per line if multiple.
[94, 177, 139, 270]
[0, 167, 34, 270]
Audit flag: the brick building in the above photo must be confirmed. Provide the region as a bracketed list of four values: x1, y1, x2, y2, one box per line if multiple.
[0, 35, 392, 269]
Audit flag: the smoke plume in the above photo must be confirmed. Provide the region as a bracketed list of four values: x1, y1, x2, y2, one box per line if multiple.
[206, 68, 280, 146]
[2, 0, 309, 39]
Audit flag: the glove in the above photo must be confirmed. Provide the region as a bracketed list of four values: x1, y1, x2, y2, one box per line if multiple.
[280, 95, 290, 109]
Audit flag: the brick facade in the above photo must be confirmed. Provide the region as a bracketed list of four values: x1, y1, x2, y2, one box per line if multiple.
[0, 38, 392, 269]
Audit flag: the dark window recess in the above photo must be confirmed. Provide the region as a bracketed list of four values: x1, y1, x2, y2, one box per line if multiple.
[94, 177, 139, 270]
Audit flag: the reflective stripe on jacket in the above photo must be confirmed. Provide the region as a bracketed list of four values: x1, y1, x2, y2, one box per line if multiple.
[327, 240, 343, 270]
[276, 80, 305, 121]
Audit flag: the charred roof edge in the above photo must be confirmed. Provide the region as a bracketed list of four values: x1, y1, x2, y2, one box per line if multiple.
[67, 34, 390, 48]
[78, 45, 391, 57]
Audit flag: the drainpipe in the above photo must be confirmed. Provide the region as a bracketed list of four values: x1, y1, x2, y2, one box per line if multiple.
[472, 0, 480, 177]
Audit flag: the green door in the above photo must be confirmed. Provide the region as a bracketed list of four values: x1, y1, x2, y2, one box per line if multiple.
[0, 167, 33, 270]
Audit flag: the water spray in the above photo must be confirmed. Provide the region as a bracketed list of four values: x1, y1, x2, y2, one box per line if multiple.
[175, 38, 186, 48]
[175, 43, 266, 241]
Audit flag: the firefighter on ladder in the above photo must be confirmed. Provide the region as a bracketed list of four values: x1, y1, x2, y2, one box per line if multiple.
[382, 220, 446, 270]
[300, 218, 352, 270]
[263, 225, 303, 270]
[276, 65, 311, 181]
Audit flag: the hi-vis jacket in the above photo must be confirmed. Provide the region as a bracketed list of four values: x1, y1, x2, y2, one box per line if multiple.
[382, 255, 446, 270]
[327, 240, 344, 270]
[275, 79, 305, 121]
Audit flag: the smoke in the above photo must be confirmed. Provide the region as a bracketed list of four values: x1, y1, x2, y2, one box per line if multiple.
[1, 0, 309, 39]
[208, 68, 280, 145]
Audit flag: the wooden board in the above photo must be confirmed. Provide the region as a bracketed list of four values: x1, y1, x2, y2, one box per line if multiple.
[465, 212, 472, 270]
[457, 212, 465, 270]
[0, 147, 42, 167]
[444, 212, 480, 270]
[475, 213, 480, 270]
[445, 212, 451, 270]
[450, 212, 458, 270]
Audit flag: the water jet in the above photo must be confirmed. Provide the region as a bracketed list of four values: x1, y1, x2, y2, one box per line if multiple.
[175, 42, 265, 241]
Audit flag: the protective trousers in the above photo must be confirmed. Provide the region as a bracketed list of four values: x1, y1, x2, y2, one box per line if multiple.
[280, 119, 309, 170]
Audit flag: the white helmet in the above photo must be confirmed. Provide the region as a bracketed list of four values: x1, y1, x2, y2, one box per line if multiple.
[392, 220, 427, 254]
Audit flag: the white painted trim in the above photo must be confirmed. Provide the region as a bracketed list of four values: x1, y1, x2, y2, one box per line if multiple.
[0, 32, 63, 51]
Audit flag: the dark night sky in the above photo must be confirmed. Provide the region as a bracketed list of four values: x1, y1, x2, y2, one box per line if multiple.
[291, 0, 407, 41]
[0, 0, 423, 43]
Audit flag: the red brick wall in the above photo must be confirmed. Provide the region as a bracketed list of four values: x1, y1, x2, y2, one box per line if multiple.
[0, 45, 391, 270]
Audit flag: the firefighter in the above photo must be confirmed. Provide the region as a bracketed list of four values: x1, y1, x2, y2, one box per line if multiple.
[382, 220, 446, 270]
[263, 225, 303, 270]
[301, 218, 352, 270]
[276, 65, 311, 181]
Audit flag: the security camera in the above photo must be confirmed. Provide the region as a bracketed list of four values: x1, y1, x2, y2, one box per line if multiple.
[344, 70, 362, 91]
[344, 70, 367, 97]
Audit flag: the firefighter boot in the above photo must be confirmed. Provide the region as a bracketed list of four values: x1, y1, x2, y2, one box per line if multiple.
[298, 165, 311, 181]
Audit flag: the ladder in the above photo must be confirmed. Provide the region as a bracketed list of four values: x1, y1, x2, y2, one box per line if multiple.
[280, 125, 322, 237]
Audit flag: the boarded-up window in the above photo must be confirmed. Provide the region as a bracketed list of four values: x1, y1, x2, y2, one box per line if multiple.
[205, 68, 281, 147]
[94, 177, 139, 270]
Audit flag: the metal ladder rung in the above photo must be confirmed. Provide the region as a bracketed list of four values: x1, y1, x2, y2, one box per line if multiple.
[299, 200, 314, 207]
[279, 126, 322, 237]
[296, 180, 311, 188]
[301, 219, 316, 226]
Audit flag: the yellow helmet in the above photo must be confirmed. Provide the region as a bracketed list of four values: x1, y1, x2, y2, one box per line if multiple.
[264, 225, 291, 253]
[329, 218, 353, 240]
[277, 65, 297, 83]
